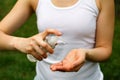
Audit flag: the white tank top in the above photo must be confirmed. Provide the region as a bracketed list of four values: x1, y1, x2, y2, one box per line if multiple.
[35, 0, 103, 80]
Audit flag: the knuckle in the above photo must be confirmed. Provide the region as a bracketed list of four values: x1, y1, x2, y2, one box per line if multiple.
[29, 38, 35, 45]
[30, 41, 34, 46]
[45, 29, 50, 33]
[40, 51, 45, 56]
[25, 47, 33, 53]
[42, 43, 47, 48]
[37, 48, 46, 56]
[44, 29, 48, 34]
[30, 37, 36, 42]
[31, 36, 41, 42]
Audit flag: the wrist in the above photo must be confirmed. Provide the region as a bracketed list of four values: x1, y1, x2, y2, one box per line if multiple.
[9, 37, 20, 50]
[83, 49, 93, 61]
[77, 48, 89, 60]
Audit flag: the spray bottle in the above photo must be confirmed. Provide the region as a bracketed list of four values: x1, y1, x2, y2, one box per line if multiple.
[27, 35, 65, 62]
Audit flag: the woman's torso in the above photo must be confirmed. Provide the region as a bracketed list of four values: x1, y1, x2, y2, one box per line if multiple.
[36, 0, 98, 63]
[34, 0, 103, 80]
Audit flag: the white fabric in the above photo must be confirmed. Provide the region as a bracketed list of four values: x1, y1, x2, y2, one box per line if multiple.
[35, 0, 103, 80]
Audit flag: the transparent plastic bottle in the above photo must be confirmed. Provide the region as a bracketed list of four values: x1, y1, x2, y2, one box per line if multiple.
[27, 35, 65, 62]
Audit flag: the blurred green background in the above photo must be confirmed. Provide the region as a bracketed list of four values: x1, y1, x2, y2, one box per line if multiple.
[0, 0, 120, 80]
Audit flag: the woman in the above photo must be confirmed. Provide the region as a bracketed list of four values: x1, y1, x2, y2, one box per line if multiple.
[0, 0, 114, 80]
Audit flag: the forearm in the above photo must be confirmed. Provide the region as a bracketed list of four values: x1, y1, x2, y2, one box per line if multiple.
[85, 0, 114, 62]
[85, 47, 112, 62]
[0, 31, 17, 50]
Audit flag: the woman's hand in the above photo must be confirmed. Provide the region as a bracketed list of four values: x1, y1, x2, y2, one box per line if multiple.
[50, 49, 87, 72]
[11, 29, 62, 61]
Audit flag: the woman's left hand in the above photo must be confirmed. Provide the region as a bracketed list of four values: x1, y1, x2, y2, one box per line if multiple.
[50, 49, 87, 72]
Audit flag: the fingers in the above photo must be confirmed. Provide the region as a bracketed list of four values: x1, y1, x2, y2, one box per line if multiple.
[50, 62, 82, 72]
[31, 51, 43, 61]
[30, 40, 47, 58]
[30, 29, 62, 54]
[39, 40, 54, 54]
[50, 60, 74, 72]
[25, 46, 43, 61]
[26, 40, 49, 61]
[41, 29, 62, 39]
[50, 57, 85, 72]
[72, 49, 86, 69]
[51, 63, 74, 72]
[73, 60, 85, 69]
[31, 38, 54, 54]
[50, 62, 65, 71]
[26, 29, 62, 61]
[73, 62, 84, 72]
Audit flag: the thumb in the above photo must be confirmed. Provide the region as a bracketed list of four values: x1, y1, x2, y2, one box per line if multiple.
[42, 29, 62, 38]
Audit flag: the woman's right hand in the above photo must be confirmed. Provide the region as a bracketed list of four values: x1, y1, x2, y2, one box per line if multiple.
[11, 29, 62, 61]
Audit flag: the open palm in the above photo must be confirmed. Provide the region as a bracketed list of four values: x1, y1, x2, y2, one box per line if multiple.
[50, 49, 86, 72]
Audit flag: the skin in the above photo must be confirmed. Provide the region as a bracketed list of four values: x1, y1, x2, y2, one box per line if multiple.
[0, 0, 115, 72]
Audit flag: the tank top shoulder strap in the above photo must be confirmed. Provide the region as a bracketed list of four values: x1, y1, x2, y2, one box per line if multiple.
[83, 0, 99, 15]
[92, 0, 99, 14]
[36, 0, 40, 13]
[36, 0, 50, 13]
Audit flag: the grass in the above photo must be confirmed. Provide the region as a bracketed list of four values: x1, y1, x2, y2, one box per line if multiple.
[0, 0, 120, 80]
[0, 51, 36, 80]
